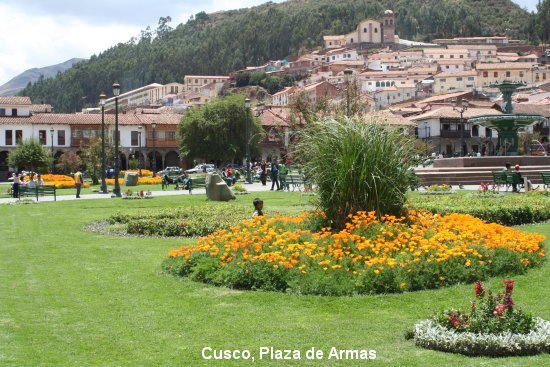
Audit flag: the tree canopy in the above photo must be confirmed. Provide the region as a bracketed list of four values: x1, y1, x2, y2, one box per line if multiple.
[8, 140, 53, 172]
[178, 95, 264, 163]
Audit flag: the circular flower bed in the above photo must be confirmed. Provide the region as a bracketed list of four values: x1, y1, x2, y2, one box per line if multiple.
[413, 280, 550, 356]
[163, 210, 545, 295]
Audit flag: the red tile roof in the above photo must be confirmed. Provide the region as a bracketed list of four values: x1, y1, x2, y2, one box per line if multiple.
[0, 96, 32, 105]
[0, 112, 182, 125]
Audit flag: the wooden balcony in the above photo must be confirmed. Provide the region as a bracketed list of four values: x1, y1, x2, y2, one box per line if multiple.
[440, 130, 471, 139]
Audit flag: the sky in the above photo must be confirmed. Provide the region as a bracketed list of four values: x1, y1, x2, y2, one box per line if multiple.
[0, 0, 540, 86]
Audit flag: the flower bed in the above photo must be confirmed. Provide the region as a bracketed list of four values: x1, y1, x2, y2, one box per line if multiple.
[408, 191, 550, 225]
[413, 280, 550, 356]
[105, 176, 162, 186]
[108, 204, 250, 237]
[39, 174, 90, 189]
[163, 211, 545, 295]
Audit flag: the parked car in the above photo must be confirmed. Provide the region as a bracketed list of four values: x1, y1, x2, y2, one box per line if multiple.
[157, 166, 183, 177]
[185, 164, 216, 174]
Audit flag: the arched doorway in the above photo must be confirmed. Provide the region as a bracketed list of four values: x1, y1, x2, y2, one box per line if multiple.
[164, 151, 181, 168]
[0, 151, 9, 181]
[147, 151, 163, 172]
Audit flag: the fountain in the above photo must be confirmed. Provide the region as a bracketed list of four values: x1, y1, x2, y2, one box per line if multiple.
[468, 81, 546, 156]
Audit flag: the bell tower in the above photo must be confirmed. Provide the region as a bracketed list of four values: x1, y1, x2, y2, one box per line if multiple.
[382, 10, 395, 44]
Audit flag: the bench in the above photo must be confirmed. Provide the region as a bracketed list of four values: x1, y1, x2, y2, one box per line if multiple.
[18, 185, 57, 201]
[491, 171, 522, 192]
[188, 177, 206, 194]
[285, 174, 313, 192]
[541, 171, 550, 190]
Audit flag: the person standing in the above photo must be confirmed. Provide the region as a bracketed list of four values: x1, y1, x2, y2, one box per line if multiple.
[74, 170, 83, 198]
[12, 173, 20, 198]
[270, 159, 280, 191]
[260, 160, 267, 186]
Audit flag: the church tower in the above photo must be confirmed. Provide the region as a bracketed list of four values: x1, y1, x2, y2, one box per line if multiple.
[382, 9, 395, 44]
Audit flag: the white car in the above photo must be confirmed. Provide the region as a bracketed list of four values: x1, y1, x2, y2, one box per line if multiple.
[185, 164, 216, 174]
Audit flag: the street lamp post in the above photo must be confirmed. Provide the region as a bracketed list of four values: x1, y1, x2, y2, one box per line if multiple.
[138, 125, 142, 177]
[343, 68, 353, 116]
[452, 98, 469, 157]
[50, 127, 54, 172]
[424, 122, 431, 155]
[244, 98, 252, 184]
[112, 82, 122, 197]
[99, 92, 107, 194]
[151, 122, 157, 177]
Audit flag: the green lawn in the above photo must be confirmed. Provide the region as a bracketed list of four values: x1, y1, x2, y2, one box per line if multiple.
[1, 192, 549, 366]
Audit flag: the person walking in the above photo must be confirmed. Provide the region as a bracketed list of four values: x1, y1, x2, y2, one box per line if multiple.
[270, 159, 280, 191]
[74, 170, 83, 198]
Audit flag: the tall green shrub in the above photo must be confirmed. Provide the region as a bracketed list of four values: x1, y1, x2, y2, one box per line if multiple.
[296, 116, 417, 228]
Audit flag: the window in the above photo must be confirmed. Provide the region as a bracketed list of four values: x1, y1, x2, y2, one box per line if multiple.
[376, 81, 380, 87]
[195, 79, 198, 84]
[406, 93, 410, 97]
[488, 51, 492, 55]
[494, 72, 498, 77]
[483, 71, 488, 77]
[440, 55, 444, 58]
[446, 66, 450, 69]
[486, 128, 492, 138]
[519, 71, 524, 78]
[204, 79, 207, 84]
[468, 77, 475, 81]
[364, 28, 367, 33]
[58, 130, 65, 145]
[440, 78, 446, 82]
[460, 55, 464, 58]
[131, 131, 139, 146]
[0, 108, 5, 116]
[39, 130, 46, 145]
[374, 27, 378, 33]
[472, 125, 479, 137]
[450, 55, 455, 58]
[12, 108, 17, 116]
[442, 124, 450, 131]
[332, 56, 335, 60]
[5, 130, 12, 145]
[506, 71, 511, 77]
[456, 77, 463, 81]
[166, 131, 176, 140]
[15, 130, 22, 144]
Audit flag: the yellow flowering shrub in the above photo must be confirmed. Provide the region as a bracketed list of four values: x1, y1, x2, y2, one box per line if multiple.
[27, 174, 90, 189]
[106, 176, 161, 185]
[163, 210, 546, 295]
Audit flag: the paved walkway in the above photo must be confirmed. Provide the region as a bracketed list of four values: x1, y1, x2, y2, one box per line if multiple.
[0, 182, 280, 204]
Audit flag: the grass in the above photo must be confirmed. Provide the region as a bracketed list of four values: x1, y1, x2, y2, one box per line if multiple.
[0, 192, 549, 366]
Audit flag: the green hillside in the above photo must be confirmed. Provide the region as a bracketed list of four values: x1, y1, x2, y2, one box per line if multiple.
[20, 0, 536, 112]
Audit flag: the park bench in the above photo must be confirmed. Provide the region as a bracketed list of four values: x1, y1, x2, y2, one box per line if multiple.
[18, 185, 57, 201]
[188, 177, 207, 194]
[491, 171, 522, 192]
[540, 171, 550, 190]
[285, 174, 313, 192]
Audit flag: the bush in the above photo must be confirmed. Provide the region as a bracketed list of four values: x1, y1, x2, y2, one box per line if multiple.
[164, 211, 546, 295]
[408, 191, 550, 225]
[413, 280, 550, 356]
[108, 204, 250, 237]
[295, 116, 417, 228]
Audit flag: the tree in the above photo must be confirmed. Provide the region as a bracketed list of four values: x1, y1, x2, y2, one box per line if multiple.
[178, 94, 264, 163]
[8, 139, 52, 173]
[55, 151, 82, 174]
[81, 137, 115, 184]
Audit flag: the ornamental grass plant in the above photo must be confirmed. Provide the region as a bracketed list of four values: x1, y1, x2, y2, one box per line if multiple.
[295, 116, 417, 229]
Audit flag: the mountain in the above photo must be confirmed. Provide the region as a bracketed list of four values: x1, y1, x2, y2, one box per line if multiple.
[0, 58, 85, 97]
[19, 0, 537, 112]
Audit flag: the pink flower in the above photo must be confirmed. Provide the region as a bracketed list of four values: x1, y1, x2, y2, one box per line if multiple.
[494, 304, 506, 315]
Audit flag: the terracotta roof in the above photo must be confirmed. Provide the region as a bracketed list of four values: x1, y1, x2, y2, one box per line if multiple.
[272, 86, 295, 97]
[31, 104, 54, 113]
[424, 48, 468, 54]
[437, 59, 469, 65]
[476, 62, 538, 70]
[323, 35, 345, 41]
[0, 113, 182, 125]
[0, 96, 32, 105]
[513, 104, 550, 117]
[259, 108, 290, 127]
[435, 71, 477, 77]
[415, 91, 471, 104]
[184, 75, 229, 79]
[365, 111, 416, 126]
[447, 44, 497, 50]
[408, 106, 502, 121]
